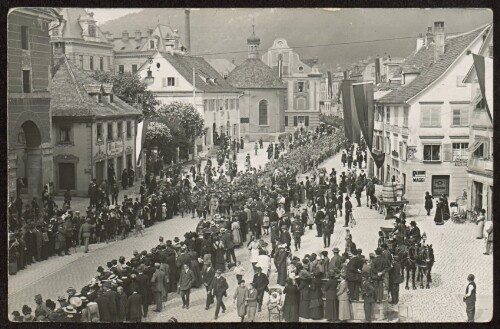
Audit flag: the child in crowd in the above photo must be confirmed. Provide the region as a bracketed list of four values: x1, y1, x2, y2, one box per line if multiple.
[233, 261, 246, 284]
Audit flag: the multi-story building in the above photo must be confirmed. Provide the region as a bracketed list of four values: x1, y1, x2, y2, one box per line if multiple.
[261, 38, 322, 132]
[7, 8, 59, 200]
[111, 24, 186, 74]
[50, 56, 143, 195]
[227, 28, 286, 142]
[372, 22, 490, 203]
[50, 8, 114, 72]
[137, 51, 242, 150]
[463, 26, 493, 220]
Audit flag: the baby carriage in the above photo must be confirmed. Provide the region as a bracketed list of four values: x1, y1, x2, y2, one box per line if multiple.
[267, 287, 283, 322]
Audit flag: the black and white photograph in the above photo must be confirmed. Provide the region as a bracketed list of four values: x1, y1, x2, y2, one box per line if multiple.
[6, 7, 493, 323]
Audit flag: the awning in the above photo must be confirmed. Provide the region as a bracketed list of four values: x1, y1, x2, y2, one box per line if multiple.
[467, 140, 483, 153]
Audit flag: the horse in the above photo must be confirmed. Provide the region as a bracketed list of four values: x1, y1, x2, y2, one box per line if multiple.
[396, 243, 417, 290]
[415, 244, 435, 289]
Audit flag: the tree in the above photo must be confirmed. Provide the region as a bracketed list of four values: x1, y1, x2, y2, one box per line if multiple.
[154, 101, 205, 159]
[145, 121, 172, 146]
[90, 71, 159, 117]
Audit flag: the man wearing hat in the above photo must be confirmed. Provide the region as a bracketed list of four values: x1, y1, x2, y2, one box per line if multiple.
[222, 228, 237, 265]
[178, 263, 195, 309]
[79, 218, 95, 253]
[361, 272, 376, 322]
[370, 248, 390, 302]
[202, 260, 216, 310]
[210, 269, 229, 320]
[388, 255, 403, 304]
[345, 249, 363, 301]
[151, 263, 166, 312]
[103, 282, 118, 321]
[252, 266, 269, 312]
[57, 296, 69, 309]
[408, 221, 421, 244]
[328, 248, 342, 276]
[344, 196, 353, 227]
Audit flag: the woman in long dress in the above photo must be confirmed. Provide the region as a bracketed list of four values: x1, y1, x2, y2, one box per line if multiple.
[245, 282, 258, 322]
[434, 198, 444, 225]
[283, 278, 300, 322]
[306, 200, 316, 230]
[309, 273, 324, 320]
[189, 250, 202, 288]
[323, 271, 339, 322]
[298, 270, 311, 319]
[476, 209, 485, 239]
[231, 219, 242, 247]
[337, 274, 352, 321]
[233, 280, 248, 322]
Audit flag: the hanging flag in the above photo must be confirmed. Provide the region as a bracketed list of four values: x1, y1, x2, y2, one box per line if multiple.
[136, 119, 149, 167]
[340, 79, 361, 143]
[472, 54, 493, 121]
[353, 81, 375, 151]
[371, 149, 386, 168]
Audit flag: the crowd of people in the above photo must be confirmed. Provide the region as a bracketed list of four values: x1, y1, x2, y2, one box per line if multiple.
[9, 120, 448, 323]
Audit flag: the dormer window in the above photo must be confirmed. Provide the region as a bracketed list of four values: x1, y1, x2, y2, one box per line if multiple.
[88, 25, 96, 37]
[98, 94, 102, 103]
[150, 40, 155, 49]
[109, 94, 114, 103]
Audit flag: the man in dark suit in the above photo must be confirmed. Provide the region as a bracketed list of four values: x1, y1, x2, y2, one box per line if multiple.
[117, 286, 128, 322]
[178, 263, 195, 309]
[102, 283, 118, 322]
[344, 196, 353, 227]
[252, 266, 269, 312]
[126, 288, 143, 322]
[135, 267, 151, 317]
[150, 263, 166, 312]
[389, 255, 403, 304]
[95, 290, 113, 322]
[202, 260, 216, 310]
[370, 248, 390, 302]
[210, 269, 229, 320]
[361, 275, 376, 322]
[346, 249, 363, 300]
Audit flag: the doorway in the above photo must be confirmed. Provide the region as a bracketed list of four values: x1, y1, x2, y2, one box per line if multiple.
[95, 161, 105, 185]
[431, 175, 450, 197]
[473, 181, 483, 210]
[117, 156, 123, 182]
[15, 121, 43, 198]
[58, 163, 75, 190]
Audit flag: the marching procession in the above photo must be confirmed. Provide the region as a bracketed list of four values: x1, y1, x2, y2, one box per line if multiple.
[6, 7, 493, 324]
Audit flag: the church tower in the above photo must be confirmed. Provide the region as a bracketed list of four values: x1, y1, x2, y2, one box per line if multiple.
[247, 24, 260, 59]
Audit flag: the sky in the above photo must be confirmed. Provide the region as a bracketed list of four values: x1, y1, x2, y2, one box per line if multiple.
[88, 8, 143, 24]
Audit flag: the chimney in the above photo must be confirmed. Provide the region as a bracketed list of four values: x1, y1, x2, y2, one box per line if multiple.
[147, 28, 153, 36]
[184, 9, 191, 52]
[374, 57, 381, 84]
[135, 30, 141, 41]
[122, 31, 129, 42]
[434, 21, 445, 62]
[425, 26, 433, 45]
[416, 32, 424, 51]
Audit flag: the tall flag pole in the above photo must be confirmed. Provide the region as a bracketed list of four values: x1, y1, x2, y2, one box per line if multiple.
[136, 119, 149, 167]
[278, 57, 283, 79]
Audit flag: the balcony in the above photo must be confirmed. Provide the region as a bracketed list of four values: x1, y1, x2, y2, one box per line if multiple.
[468, 156, 493, 175]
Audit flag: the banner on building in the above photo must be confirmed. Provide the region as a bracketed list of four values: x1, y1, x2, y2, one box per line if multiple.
[472, 54, 493, 121]
[371, 149, 385, 168]
[340, 79, 361, 143]
[327, 71, 333, 99]
[353, 81, 375, 151]
[136, 119, 149, 167]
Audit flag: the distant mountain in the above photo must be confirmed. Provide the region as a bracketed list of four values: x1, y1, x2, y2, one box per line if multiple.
[98, 8, 492, 71]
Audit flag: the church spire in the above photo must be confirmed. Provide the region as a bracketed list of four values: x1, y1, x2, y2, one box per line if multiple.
[247, 21, 260, 59]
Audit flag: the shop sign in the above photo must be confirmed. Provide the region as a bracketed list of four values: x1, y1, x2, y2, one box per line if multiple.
[412, 170, 425, 183]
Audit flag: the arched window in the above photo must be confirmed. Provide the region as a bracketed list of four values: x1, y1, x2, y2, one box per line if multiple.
[259, 100, 268, 126]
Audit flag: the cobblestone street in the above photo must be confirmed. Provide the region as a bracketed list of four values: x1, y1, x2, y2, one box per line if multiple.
[12, 146, 492, 322]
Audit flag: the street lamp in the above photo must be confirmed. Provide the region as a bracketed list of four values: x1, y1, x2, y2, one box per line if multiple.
[144, 66, 154, 85]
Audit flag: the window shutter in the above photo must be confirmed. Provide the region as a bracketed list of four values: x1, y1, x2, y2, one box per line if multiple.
[305, 81, 309, 91]
[443, 143, 452, 161]
[162, 78, 166, 87]
[305, 116, 309, 126]
[294, 81, 298, 93]
[483, 140, 490, 159]
[462, 108, 470, 126]
[285, 116, 288, 126]
[293, 116, 298, 127]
